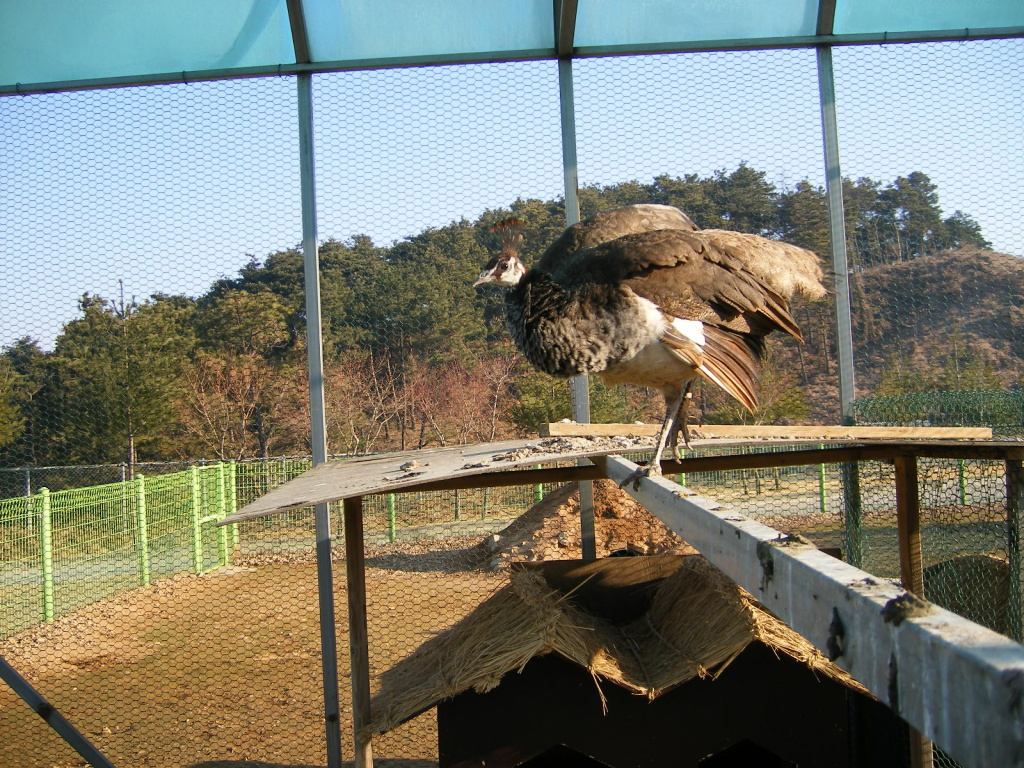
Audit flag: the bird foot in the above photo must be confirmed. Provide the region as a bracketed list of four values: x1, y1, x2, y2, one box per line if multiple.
[618, 463, 662, 491]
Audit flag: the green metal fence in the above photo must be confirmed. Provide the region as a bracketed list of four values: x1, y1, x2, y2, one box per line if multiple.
[0, 457, 554, 640]
[853, 390, 1024, 438]
[0, 463, 240, 638]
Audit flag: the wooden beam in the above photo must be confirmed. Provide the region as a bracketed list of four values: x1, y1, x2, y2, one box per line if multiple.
[343, 497, 373, 768]
[895, 456, 925, 596]
[598, 454, 1024, 768]
[541, 422, 993, 440]
[893, 456, 934, 768]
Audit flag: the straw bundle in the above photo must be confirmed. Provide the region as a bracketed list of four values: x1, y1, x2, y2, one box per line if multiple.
[365, 555, 862, 737]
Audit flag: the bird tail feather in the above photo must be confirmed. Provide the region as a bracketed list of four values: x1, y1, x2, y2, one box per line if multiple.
[696, 327, 762, 412]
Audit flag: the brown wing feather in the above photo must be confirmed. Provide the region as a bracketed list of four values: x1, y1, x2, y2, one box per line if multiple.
[559, 229, 805, 341]
[536, 204, 697, 273]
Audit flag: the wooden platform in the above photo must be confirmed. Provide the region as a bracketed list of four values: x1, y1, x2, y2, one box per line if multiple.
[217, 428, 1024, 768]
[222, 425, 1003, 525]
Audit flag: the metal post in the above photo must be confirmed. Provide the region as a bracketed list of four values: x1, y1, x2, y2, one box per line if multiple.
[0, 655, 119, 768]
[135, 475, 150, 587]
[816, 46, 856, 423]
[39, 488, 54, 622]
[228, 460, 239, 550]
[894, 456, 934, 768]
[387, 493, 397, 543]
[1006, 460, 1023, 643]
[190, 466, 204, 574]
[559, 56, 596, 560]
[216, 463, 228, 566]
[298, 71, 344, 768]
[842, 462, 863, 567]
[344, 496, 373, 768]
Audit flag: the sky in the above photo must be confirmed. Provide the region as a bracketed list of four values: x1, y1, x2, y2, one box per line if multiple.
[1, 38, 1022, 352]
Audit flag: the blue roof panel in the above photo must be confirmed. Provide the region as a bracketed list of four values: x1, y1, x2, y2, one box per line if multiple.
[0, 0, 294, 87]
[0, 0, 1021, 92]
[575, 0, 819, 48]
[834, 0, 1024, 35]
[303, 0, 554, 62]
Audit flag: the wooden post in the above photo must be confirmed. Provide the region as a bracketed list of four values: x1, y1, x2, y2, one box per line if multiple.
[893, 456, 933, 768]
[894, 457, 924, 595]
[343, 496, 373, 768]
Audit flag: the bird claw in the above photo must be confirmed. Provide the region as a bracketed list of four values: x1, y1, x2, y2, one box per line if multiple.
[619, 463, 662, 491]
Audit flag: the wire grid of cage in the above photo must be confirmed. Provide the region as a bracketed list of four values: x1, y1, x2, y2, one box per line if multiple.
[0, 35, 1022, 768]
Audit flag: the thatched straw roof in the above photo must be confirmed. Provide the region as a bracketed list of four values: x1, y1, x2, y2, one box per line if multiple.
[366, 555, 865, 737]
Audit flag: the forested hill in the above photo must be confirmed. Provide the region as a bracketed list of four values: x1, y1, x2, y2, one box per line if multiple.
[1, 164, 1016, 469]
[850, 247, 1024, 396]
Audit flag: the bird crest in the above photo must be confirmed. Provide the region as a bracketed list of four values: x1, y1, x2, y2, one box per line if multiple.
[490, 217, 525, 256]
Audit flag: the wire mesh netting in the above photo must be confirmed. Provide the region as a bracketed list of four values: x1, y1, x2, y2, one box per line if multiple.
[0, 35, 1022, 768]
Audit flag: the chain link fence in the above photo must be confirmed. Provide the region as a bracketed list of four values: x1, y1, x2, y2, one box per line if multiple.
[1, 36, 1022, 768]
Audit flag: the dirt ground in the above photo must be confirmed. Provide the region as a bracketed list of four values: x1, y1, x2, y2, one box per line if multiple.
[1, 481, 694, 768]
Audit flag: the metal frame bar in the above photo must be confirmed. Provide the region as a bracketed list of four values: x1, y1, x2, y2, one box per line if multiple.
[554, 0, 578, 58]
[0, 656, 118, 768]
[597, 453, 1024, 768]
[286, 0, 312, 65]
[297, 72, 344, 768]
[4, 27, 1021, 97]
[816, 45, 857, 423]
[556, 42, 596, 560]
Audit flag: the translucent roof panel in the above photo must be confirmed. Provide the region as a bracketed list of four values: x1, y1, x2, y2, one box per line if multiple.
[303, 0, 554, 62]
[1, 0, 1022, 93]
[575, 0, 819, 48]
[0, 0, 295, 86]
[834, 0, 1024, 36]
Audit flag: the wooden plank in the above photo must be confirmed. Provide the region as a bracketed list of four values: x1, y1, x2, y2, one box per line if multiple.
[343, 497, 373, 768]
[220, 436, 655, 524]
[222, 438, 1023, 526]
[597, 454, 1024, 768]
[541, 422, 993, 440]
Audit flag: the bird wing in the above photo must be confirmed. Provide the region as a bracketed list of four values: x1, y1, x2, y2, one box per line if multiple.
[553, 227, 824, 411]
[554, 229, 806, 341]
[536, 204, 697, 273]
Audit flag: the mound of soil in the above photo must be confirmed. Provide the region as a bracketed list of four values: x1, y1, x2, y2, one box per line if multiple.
[474, 479, 697, 570]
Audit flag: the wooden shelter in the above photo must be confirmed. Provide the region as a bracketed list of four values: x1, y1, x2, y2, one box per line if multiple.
[364, 555, 909, 767]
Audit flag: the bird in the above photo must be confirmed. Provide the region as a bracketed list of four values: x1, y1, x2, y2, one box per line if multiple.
[474, 203, 827, 485]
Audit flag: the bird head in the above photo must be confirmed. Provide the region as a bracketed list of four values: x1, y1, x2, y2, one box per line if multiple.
[474, 217, 527, 287]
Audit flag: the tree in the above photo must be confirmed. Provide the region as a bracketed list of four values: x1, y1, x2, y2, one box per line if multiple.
[706, 163, 778, 235]
[42, 293, 195, 468]
[778, 180, 830, 256]
[182, 290, 305, 459]
[0, 358, 25, 448]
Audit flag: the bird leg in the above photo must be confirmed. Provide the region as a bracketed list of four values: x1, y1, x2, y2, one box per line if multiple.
[668, 380, 695, 460]
[620, 385, 689, 490]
